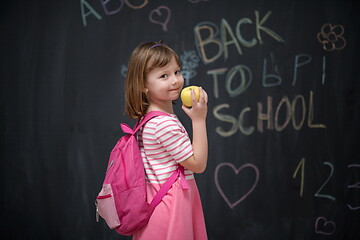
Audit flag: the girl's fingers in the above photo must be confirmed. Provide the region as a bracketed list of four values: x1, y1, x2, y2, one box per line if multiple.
[199, 87, 208, 104]
[191, 89, 197, 103]
[187, 87, 208, 109]
[182, 104, 191, 116]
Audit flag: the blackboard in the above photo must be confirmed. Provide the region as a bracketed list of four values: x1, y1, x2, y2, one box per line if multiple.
[1, 0, 360, 239]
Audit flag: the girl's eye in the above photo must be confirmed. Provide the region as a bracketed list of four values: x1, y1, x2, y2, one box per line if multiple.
[175, 70, 181, 75]
[160, 74, 168, 79]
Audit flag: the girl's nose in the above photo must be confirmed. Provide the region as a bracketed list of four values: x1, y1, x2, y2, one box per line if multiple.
[172, 75, 179, 85]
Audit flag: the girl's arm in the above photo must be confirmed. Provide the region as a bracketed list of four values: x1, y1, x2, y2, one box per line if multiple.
[180, 87, 208, 173]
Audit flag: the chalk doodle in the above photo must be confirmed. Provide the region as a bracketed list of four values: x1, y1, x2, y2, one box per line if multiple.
[180, 50, 200, 86]
[148, 6, 171, 31]
[315, 217, 336, 235]
[347, 164, 360, 210]
[317, 23, 346, 51]
[120, 64, 127, 78]
[215, 162, 259, 209]
[120, 50, 199, 84]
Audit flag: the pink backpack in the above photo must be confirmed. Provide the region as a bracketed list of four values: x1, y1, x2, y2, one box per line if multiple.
[95, 111, 189, 236]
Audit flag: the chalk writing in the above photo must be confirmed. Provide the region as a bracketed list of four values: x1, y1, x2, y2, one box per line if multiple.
[80, 0, 102, 27]
[74, 1, 359, 238]
[213, 91, 325, 137]
[317, 23, 346, 51]
[291, 159, 360, 213]
[254, 11, 285, 45]
[206, 64, 254, 99]
[347, 164, 360, 210]
[314, 162, 336, 201]
[81, 0, 148, 23]
[207, 53, 325, 100]
[262, 53, 281, 87]
[221, 18, 243, 57]
[292, 159, 336, 200]
[206, 64, 252, 99]
[315, 217, 336, 235]
[180, 50, 200, 86]
[215, 162, 259, 209]
[213, 104, 239, 137]
[194, 11, 285, 64]
[148, 6, 171, 31]
[101, 0, 124, 15]
[292, 54, 312, 86]
[124, 0, 148, 9]
[293, 158, 305, 197]
[81, 0, 166, 27]
[347, 205, 360, 211]
[206, 68, 227, 99]
[226, 65, 252, 97]
[194, 21, 222, 64]
[292, 55, 326, 86]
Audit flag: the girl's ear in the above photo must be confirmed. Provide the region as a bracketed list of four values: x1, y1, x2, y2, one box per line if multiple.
[143, 80, 148, 93]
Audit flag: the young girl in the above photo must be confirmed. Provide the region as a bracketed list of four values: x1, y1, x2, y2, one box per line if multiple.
[124, 41, 208, 240]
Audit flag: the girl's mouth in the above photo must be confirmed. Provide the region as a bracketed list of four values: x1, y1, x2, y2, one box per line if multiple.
[169, 88, 180, 92]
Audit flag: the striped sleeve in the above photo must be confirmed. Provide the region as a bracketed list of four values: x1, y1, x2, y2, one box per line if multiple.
[153, 116, 193, 163]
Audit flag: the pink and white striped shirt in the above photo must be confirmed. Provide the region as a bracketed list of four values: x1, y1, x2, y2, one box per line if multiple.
[137, 114, 194, 184]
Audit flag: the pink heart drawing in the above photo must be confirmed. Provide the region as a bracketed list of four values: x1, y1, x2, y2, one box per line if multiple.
[148, 6, 171, 32]
[215, 162, 259, 209]
[315, 217, 336, 235]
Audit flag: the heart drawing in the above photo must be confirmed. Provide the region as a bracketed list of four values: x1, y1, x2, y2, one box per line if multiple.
[148, 6, 171, 32]
[215, 162, 259, 209]
[315, 216, 336, 235]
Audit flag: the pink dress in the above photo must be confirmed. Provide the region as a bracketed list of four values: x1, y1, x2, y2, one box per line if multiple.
[132, 114, 207, 240]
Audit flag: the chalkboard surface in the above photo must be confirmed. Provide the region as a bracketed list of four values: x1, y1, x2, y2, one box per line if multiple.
[1, 0, 360, 239]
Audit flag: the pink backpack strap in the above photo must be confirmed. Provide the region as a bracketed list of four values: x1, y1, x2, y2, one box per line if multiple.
[178, 165, 189, 190]
[131, 111, 190, 212]
[149, 165, 189, 212]
[121, 111, 170, 135]
[120, 123, 134, 134]
[133, 111, 170, 133]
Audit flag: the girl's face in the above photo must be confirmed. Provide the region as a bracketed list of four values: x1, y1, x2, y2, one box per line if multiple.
[145, 56, 184, 106]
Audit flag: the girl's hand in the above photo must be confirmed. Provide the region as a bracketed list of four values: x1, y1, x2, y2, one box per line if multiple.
[182, 87, 208, 121]
[180, 87, 209, 173]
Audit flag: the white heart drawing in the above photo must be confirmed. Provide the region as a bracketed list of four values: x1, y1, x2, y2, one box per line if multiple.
[215, 162, 259, 209]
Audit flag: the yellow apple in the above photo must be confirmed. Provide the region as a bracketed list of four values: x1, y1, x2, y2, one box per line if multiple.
[181, 86, 200, 107]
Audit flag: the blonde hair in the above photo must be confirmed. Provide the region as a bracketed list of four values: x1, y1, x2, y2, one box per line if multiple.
[124, 41, 181, 119]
